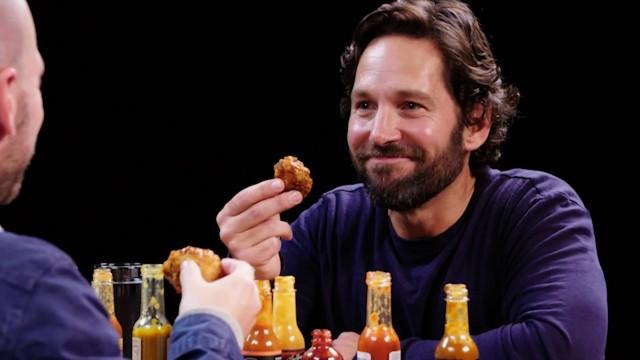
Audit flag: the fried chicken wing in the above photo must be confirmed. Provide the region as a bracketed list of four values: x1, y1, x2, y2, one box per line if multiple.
[274, 155, 313, 198]
[163, 246, 221, 293]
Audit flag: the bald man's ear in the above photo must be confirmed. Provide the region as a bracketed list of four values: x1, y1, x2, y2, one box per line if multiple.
[0, 67, 17, 143]
[463, 101, 492, 152]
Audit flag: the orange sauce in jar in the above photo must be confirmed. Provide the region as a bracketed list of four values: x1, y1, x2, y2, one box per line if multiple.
[357, 272, 401, 360]
[358, 322, 400, 359]
[132, 323, 172, 360]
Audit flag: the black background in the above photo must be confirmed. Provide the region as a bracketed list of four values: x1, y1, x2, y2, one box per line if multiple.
[3, 1, 630, 357]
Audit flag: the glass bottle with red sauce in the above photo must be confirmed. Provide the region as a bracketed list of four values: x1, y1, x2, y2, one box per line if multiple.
[243, 279, 282, 359]
[92, 267, 123, 352]
[303, 329, 343, 360]
[357, 271, 401, 360]
[434, 284, 478, 360]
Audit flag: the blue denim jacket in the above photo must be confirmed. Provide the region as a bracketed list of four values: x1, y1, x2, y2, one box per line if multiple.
[0, 232, 242, 360]
[169, 313, 243, 360]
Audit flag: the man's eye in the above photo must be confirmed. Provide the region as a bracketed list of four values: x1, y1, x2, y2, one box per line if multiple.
[402, 102, 420, 110]
[355, 101, 371, 110]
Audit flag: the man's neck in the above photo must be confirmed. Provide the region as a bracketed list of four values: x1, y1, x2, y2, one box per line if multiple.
[389, 165, 476, 239]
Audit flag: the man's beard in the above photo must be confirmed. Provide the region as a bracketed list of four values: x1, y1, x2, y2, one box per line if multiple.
[0, 99, 33, 205]
[0, 162, 26, 205]
[351, 121, 465, 211]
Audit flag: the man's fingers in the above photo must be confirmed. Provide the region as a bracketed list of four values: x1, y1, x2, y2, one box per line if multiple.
[179, 260, 204, 295]
[226, 219, 292, 254]
[218, 179, 284, 220]
[220, 190, 302, 240]
[232, 237, 282, 267]
[333, 332, 360, 360]
[221, 258, 255, 280]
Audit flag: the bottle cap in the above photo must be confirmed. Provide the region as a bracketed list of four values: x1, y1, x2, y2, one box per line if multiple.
[365, 271, 391, 287]
[274, 275, 295, 291]
[444, 283, 469, 301]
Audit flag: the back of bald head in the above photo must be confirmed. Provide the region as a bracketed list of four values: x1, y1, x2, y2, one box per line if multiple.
[0, 0, 31, 69]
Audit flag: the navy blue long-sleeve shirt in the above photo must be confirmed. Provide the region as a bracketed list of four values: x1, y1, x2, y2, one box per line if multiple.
[281, 166, 607, 359]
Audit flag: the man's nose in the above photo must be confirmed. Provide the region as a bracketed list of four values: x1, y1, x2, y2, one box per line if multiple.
[370, 107, 401, 145]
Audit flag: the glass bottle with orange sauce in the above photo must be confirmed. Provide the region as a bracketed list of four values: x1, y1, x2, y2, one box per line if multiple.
[357, 271, 401, 360]
[303, 329, 343, 360]
[132, 264, 172, 360]
[273, 275, 305, 359]
[434, 284, 478, 360]
[243, 279, 282, 359]
[92, 267, 123, 352]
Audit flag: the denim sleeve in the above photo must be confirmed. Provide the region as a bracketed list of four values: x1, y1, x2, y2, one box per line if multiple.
[13, 256, 122, 359]
[169, 312, 243, 360]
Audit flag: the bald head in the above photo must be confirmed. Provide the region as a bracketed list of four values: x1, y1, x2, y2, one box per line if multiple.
[0, 0, 33, 69]
[0, 0, 43, 205]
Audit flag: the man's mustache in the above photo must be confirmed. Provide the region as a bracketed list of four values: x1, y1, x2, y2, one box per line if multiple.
[355, 143, 425, 162]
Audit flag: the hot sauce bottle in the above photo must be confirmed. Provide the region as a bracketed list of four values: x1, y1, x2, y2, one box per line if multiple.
[434, 284, 478, 360]
[303, 329, 343, 360]
[273, 276, 305, 359]
[243, 279, 282, 359]
[357, 271, 401, 360]
[92, 267, 123, 352]
[132, 264, 172, 360]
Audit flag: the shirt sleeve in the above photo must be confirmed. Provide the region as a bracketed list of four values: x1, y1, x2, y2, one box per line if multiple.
[14, 255, 121, 359]
[169, 312, 243, 360]
[402, 193, 608, 359]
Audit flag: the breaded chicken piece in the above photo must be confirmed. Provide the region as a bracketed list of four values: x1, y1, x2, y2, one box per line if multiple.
[274, 156, 313, 198]
[163, 246, 221, 293]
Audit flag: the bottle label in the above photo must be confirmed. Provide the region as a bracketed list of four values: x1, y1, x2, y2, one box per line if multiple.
[357, 351, 400, 360]
[281, 349, 304, 360]
[243, 350, 282, 360]
[131, 337, 141, 360]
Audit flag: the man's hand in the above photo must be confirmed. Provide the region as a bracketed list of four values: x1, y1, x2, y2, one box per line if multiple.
[216, 178, 303, 279]
[178, 258, 260, 336]
[333, 331, 360, 360]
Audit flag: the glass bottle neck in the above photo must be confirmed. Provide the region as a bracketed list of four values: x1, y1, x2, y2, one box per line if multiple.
[255, 284, 274, 328]
[93, 281, 116, 315]
[312, 337, 333, 347]
[366, 283, 392, 327]
[311, 329, 334, 347]
[140, 273, 166, 319]
[273, 289, 297, 324]
[255, 296, 273, 327]
[92, 268, 116, 315]
[444, 299, 471, 334]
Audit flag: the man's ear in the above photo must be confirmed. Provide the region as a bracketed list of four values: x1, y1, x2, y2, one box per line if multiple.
[463, 101, 492, 152]
[0, 67, 17, 142]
